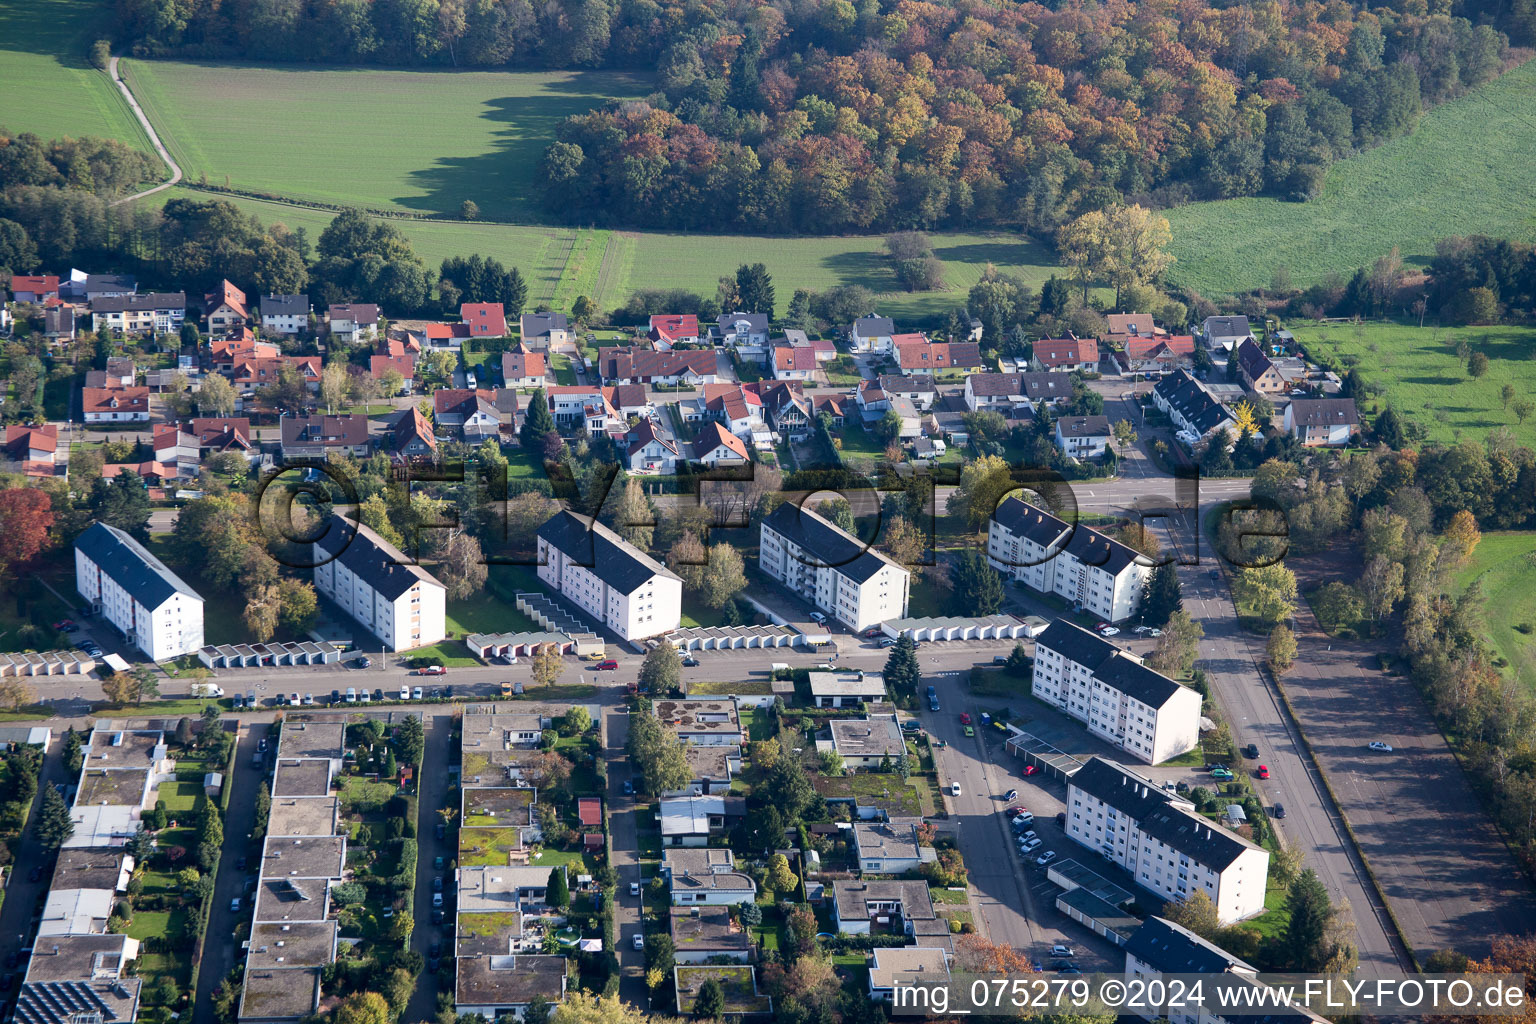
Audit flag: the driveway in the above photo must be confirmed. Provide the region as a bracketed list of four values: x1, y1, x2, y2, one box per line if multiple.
[193, 721, 271, 1014]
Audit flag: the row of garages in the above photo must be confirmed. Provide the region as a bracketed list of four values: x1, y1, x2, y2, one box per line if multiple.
[466, 630, 605, 659]
[880, 613, 1048, 642]
[197, 642, 345, 668]
[663, 625, 803, 650]
[0, 650, 97, 676]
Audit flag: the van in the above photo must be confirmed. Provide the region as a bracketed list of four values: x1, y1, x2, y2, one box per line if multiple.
[191, 683, 224, 698]
[345, 687, 358, 703]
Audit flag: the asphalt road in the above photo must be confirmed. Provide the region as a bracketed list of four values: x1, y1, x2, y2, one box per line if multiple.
[194, 720, 272, 1014]
[0, 742, 72, 1015]
[403, 713, 457, 1024]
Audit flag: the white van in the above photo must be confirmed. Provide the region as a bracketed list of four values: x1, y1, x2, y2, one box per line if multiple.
[191, 683, 224, 698]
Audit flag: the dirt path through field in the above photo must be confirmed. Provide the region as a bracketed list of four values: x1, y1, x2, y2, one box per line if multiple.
[108, 54, 183, 205]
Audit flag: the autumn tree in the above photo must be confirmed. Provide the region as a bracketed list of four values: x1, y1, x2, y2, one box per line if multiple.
[878, 515, 926, 582]
[1268, 624, 1297, 674]
[244, 583, 281, 642]
[1104, 204, 1176, 307]
[1233, 563, 1298, 626]
[531, 642, 564, 689]
[439, 531, 488, 600]
[955, 934, 1038, 973]
[0, 680, 36, 710]
[639, 643, 681, 693]
[701, 542, 745, 608]
[667, 530, 708, 590]
[613, 478, 655, 551]
[1162, 890, 1220, 939]
[0, 487, 54, 583]
[1059, 208, 1112, 305]
[197, 372, 237, 417]
[101, 671, 141, 705]
[1147, 610, 1203, 677]
[1440, 509, 1482, 570]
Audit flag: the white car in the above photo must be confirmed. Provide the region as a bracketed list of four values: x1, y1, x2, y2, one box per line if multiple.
[1099, 626, 1120, 637]
[1019, 830, 1037, 843]
[1368, 741, 1393, 752]
[1021, 837, 1042, 852]
[1132, 625, 1150, 634]
[1012, 813, 1034, 827]
[289, 692, 301, 706]
[400, 686, 411, 700]
[1148, 629, 1162, 637]
[633, 933, 645, 950]
[413, 686, 424, 700]
[1036, 850, 1057, 866]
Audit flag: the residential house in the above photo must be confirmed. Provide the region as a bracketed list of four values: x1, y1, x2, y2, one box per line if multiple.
[1066, 756, 1269, 922]
[433, 389, 501, 441]
[1123, 335, 1196, 374]
[1033, 620, 1202, 764]
[210, 335, 278, 373]
[203, 280, 249, 338]
[461, 302, 508, 339]
[664, 849, 757, 907]
[1152, 370, 1237, 441]
[327, 303, 380, 344]
[849, 315, 895, 354]
[659, 795, 744, 847]
[759, 381, 814, 437]
[233, 355, 322, 392]
[597, 347, 718, 387]
[501, 344, 547, 388]
[772, 342, 818, 381]
[963, 371, 1074, 413]
[312, 514, 448, 651]
[690, 421, 750, 467]
[875, 374, 936, 410]
[90, 292, 186, 335]
[9, 275, 59, 303]
[869, 947, 950, 1001]
[1104, 313, 1164, 344]
[369, 353, 416, 393]
[1233, 338, 1286, 394]
[44, 304, 76, 342]
[852, 822, 924, 874]
[670, 906, 753, 964]
[279, 414, 370, 459]
[853, 381, 921, 437]
[1284, 398, 1360, 446]
[546, 386, 622, 434]
[624, 418, 681, 474]
[712, 312, 769, 347]
[82, 387, 149, 423]
[101, 461, 173, 488]
[99, 357, 137, 388]
[189, 417, 256, 461]
[61, 271, 135, 302]
[454, 954, 568, 1022]
[1035, 336, 1100, 372]
[261, 293, 310, 336]
[75, 522, 204, 661]
[893, 339, 983, 375]
[987, 497, 1151, 623]
[830, 879, 937, 937]
[759, 502, 911, 631]
[518, 312, 569, 349]
[686, 383, 762, 441]
[653, 700, 741, 747]
[828, 715, 906, 768]
[536, 510, 684, 640]
[151, 425, 200, 474]
[1055, 415, 1113, 458]
[4, 424, 58, 475]
[650, 314, 701, 348]
[1201, 315, 1254, 352]
[392, 408, 438, 459]
[808, 670, 885, 708]
[675, 746, 740, 797]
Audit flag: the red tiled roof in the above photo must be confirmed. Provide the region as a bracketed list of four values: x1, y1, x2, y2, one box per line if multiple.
[578, 798, 602, 826]
[232, 356, 320, 383]
[692, 421, 750, 461]
[4, 424, 58, 454]
[190, 417, 253, 449]
[433, 388, 498, 418]
[1125, 335, 1195, 361]
[502, 346, 546, 380]
[460, 303, 508, 337]
[1035, 337, 1099, 368]
[774, 345, 818, 372]
[894, 341, 983, 370]
[393, 407, 438, 453]
[205, 279, 249, 320]
[82, 388, 148, 415]
[598, 346, 715, 381]
[649, 314, 700, 343]
[10, 275, 59, 297]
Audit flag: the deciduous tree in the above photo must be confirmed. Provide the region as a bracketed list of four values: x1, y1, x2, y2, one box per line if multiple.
[0, 486, 54, 583]
[1268, 624, 1297, 673]
[531, 642, 564, 689]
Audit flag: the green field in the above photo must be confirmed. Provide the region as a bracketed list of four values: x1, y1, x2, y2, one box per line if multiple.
[146, 186, 1075, 319]
[120, 59, 648, 221]
[1167, 58, 1536, 298]
[0, 0, 150, 146]
[1455, 531, 1536, 692]
[1294, 320, 1536, 445]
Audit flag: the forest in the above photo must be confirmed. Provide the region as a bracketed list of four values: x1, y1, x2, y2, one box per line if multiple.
[109, 0, 1533, 233]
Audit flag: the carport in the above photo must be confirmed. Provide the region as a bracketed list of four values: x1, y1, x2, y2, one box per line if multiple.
[1005, 731, 1086, 782]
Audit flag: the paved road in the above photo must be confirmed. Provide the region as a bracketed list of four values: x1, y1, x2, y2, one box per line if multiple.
[1180, 565, 1410, 973]
[604, 711, 648, 1006]
[0, 742, 72, 1015]
[404, 714, 456, 1024]
[107, 56, 183, 205]
[194, 721, 271, 1014]
[1279, 583, 1536, 960]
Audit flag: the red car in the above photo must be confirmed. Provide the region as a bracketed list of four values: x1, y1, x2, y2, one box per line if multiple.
[959, 713, 973, 725]
[1022, 765, 1039, 776]
[417, 665, 447, 676]
[596, 660, 619, 670]
[1257, 765, 1270, 780]
[1006, 806, 1028, 817]
[863, 628, 883, 638]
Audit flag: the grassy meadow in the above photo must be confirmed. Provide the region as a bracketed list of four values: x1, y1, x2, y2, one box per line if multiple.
[147, 187, 1079, 319]
[0, 0, 149, 145]
[1455, 531, 1536, 693]
[120, 59, 649, 221]
[1293, 320, 1536, 446]
[1167, 58, 1536, 298]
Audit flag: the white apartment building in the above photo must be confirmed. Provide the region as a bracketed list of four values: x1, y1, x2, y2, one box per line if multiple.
[75, 523, 204, 662]
[1067, 757, 1270, 923]
[987, 497, 1151, 623]
[312, 515, 447, 651]
[1032, 620, 1201, 764]
[759, 503, 909, 631]
[536, 510, 683, 641]
[1124, 916, 1329, 1024]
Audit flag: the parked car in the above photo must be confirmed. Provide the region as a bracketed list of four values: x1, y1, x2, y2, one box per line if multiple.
[1012, 814, 1034, 828]
[1256, 765, 1270, 780]
[959, 713, 972, 725]
[1210, 766, 1234, 780]
[1243, 743, 1259, 759]
[1099, 625, 1120, 636]
[1006, 806, 1027, 817]
[963, 725, 974, 737]
[878, 637, 898, 648]
[432, 892, 443, 907]
[230, 898, 242, 913]
[1021, 837, 1042, 852]
[435, 823, 446, 840]
[346, 688, 357, 703]
[288, 692, 300, 706]
[330, 689, 341, 704]
[400, 686, 411, 700]
[413, 686, 424, 700]
[303, 693, 315, 705]
[418, 665, 447, 675]
[1368, 740, 1393, 752]
[1050, 945, 1075, 958]
[1019, 830, 1037, 843]
[359, 690, 371, 703]
[623, 780, 634, 795]
[1005, 789, 1018, 801]
[682, 655, 699, 667]
[1021, 764, 1038, 776]
[357, 656, 372, 669]
[809, 611, 827, 625]
[433, 877, 443, 892]
[633, 934, 645, 950]
[373, 688, 384, 701]
[1273, 803, 1287, 818]
[434, 856, 444, 870]
[901, 720, 923, 733]
[596, 660, 619, 670]
[630, 882, 641, 896]
[1036, 850, 1057, 866]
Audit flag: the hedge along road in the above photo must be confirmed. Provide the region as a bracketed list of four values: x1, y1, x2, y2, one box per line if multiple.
[108, 54, 182, 205]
